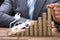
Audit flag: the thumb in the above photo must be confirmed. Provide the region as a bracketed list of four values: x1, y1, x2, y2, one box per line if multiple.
[46, 4, 55, 9]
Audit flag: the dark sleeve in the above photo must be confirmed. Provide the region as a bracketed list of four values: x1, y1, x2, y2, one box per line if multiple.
[0, 0, 15, 27]
[0, 0, 28, 27]
[57, 0, 60, 3]
[53, 0, 60, 31]
[0, 0, 4, 6]
[54, 21, 60, 31]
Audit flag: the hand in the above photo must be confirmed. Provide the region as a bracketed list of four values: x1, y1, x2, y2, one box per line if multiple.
[47, 3, 60, 24]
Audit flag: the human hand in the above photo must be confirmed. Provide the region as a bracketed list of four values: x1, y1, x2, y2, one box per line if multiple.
[47, 3, 60, 24]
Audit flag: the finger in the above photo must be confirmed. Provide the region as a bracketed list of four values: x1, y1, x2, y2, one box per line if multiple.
[51, 7, 60, 17]
[55, 11, 60, 15]
[55, 15, 60, 19]
[54, 15, 60, 19]
[53, 15, 60, 23]
[50, 3, 60, 7]
[46, 3, 57, 9]
[46, 3, 60, 8]
[53, 3, 60, 7]
[53, 7, 60, 11]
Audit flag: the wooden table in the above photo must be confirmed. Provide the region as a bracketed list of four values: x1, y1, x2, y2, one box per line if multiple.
[0, 28, 60, 40]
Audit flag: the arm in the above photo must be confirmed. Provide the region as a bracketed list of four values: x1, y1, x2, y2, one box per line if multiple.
[0, 0, 27, 27]
[0, 0, 4, 6]
[0, 0, 15, 27]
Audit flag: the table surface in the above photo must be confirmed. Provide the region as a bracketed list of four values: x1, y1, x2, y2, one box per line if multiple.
[0, 28, 60, 40]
